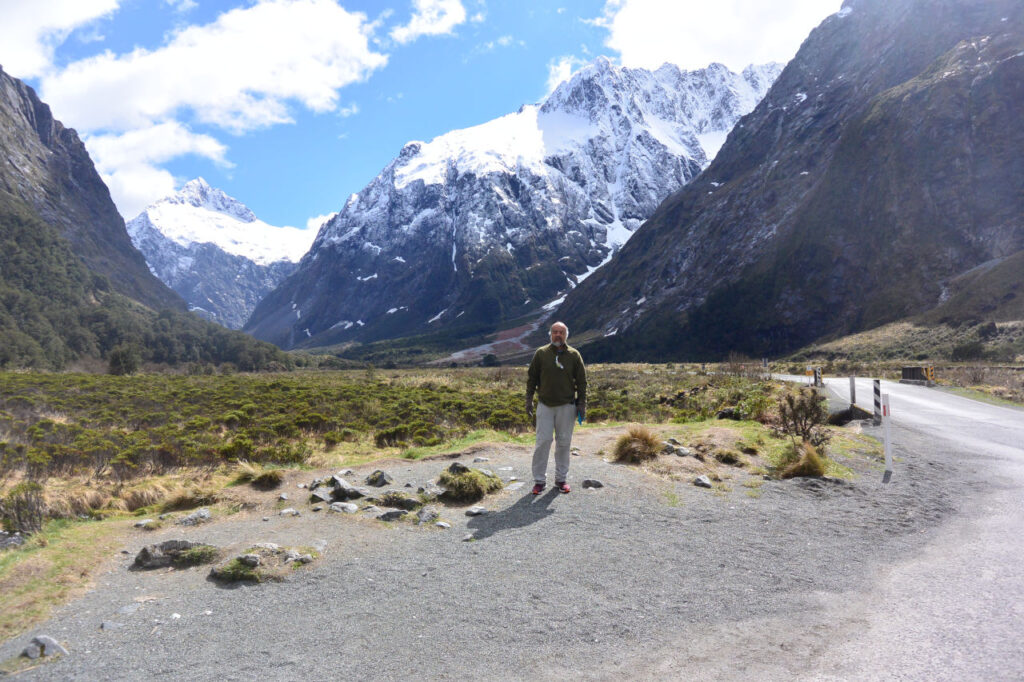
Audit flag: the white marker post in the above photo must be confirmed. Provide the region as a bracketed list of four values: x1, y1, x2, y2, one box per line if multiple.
[849, 377, 856, 406]
[882, 393, 893, 483]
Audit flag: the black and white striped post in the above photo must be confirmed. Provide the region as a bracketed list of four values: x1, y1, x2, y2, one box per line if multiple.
[873, 379, 882, 425]
[882, 393, 893, 483]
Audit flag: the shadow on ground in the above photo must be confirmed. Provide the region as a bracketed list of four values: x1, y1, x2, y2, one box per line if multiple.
[466, 489, 560, 540]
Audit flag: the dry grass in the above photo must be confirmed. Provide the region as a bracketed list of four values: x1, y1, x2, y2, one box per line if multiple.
[159, 487, 219, 512]
[120, 481, 171, 511]
[781, 442, 828, 479]
[612, 424, 662, 463]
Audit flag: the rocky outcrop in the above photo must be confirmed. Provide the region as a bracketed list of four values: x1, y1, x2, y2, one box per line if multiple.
[0, 66, 182, 311]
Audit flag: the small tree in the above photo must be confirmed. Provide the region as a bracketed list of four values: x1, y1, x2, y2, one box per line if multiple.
[777, 387, 828, 446]
[1, 481, 46, 534]
[108, 344, 140, 375]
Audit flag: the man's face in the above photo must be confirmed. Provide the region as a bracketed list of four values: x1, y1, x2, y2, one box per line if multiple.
[550, 324, 567, 346]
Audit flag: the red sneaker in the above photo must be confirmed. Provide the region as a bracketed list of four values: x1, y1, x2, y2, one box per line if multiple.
[531, 483, 545, 495]
[556, 481, 571, 494]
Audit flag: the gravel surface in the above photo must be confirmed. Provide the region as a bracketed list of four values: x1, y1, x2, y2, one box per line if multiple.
[2, 387, 1022, 680]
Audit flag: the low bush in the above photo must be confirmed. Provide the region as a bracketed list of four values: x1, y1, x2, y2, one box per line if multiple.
[612, 424, 661, 463]
[777, 388, 828, 444]
[251, 469, 284, 490]
[173, 544, 220, 567]
[1, 481, 45, 533]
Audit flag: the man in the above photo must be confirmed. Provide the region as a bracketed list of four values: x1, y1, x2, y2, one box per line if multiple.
[526, 321, 586, 494]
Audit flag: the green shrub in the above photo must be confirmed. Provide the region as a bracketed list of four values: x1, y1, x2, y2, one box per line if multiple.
[1, 481, 45, 534]
[375, 425, 409, 447]
[108, 345, 141, 376]
[173, 544, 220, 567]
[437, 467, 503, 502]
[777, 387, 828, 444]
[612, 424, 661, 464]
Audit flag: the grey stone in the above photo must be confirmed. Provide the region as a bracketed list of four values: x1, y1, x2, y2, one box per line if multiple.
[239, 554, 261, 567]
[447, 462, 470, 475]
[435, 521, 451, 529]
[675, 446, 695, 457]
[311, 506, 323, 512]
[404, 482, 414, 488]
[417, 505, 440, 524]
[377, 510, 407, 522]
[279, 493, 289, 501]
[329, 502, 359, 513]
[283, 550, 301, 562]
[462, 534, 475, 542]
[252, 543, 280, 551]
[361, 505, 382, 514]
[716, 407, 741, 420]
[379, 491, 421, 511]
[158, 513, 173, 520]
[478, 468, 494, 477]
[134, 540, 208, 569]
[309, 489, 333, 504]
[365, 470, 394, 487]
[466, 505, 487, 516]
[473, 457, 489, 463]
[100, 621, 124, 630]
[308, 477, 325, 490]
[694, 475, 713, 489]
[297, 483, 307, 489]
[175, 508, 211, 526]
[0, 531, 25, 551]
[31, 635, 68, 657]
[262, 517, 270, 522]
[297, 554, 314, 564]
[330, 478, 365, 501]
[21, 643, 41, 659]
[417, 482, 446, 499]
[582, 479, 604, 489]
[506, 481, 525, 492]
[117, 603, 140, 615]
[498, 466, 513, 471]
[279, 508, 300, 516]
[337, 469, 355, 476]
[666, 437, 682, 446]
[133, 519, 154, 528]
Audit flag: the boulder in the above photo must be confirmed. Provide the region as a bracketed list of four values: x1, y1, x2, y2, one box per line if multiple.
[134, 540, 211, 569]
[31, 636, 68, 657]
[365, 470, 394, 487]
[466, 505, 487, 516]
[377, 510, 407, 522]
[309, 489, 333, 504]
[238, 554, 261, 568]
[582, 479, 604, 489]
[417, 506, 440, 524]
[175, 507, 211, 526]
[694, 475, 713, 489]
[329, 502, 359, 514]
[447, 462, 470, 475]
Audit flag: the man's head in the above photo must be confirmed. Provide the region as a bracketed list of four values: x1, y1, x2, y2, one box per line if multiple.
[549, 322, 568, 347]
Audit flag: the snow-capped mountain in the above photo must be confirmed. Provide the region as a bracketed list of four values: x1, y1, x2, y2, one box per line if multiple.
[245, 58, 782, 349]
[128, 178, 316, 329]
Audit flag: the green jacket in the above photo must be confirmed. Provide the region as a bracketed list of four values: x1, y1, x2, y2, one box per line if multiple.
[526, 343, 586, 407]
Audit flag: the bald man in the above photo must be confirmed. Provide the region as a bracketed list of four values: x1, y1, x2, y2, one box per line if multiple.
[526, 321, 587, 494]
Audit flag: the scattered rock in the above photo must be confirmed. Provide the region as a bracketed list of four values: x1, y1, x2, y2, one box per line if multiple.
[210, 544, 318, 583]
[329, 502, 359, 514]
[100, 621, 124, 631]
[473, 457, 489, 463]
[498, 466, 513, 471]
[478, 468, 495, 477]
[466, 505, 487, 516]
[297, 554, 314, 564]
[175, 508, 211, 526]
[308, 477, 325, 490]
[715, 407, 741, 420]
[133, 519, 154, 528]
[117, 603, 140, 616]
[505, 482, 525, 492]
[361, 505, 382, 514]
[666, 437, 681, 446]
[435, 521, 451, 529]
[378, 491, 422, 511]
[417, 506, 440, 524]
[134, 540, 216, 570]
[262, 517, 270, 522]
[337, 469, 355, 476]
[329, 477, 365, 501]
[417, 482, 446, 499]
[462, 534, 475, 542]
[571, 447, 581, 456]
[447, 462, 470, 475]
[297, 483, 307, 489]
[308, 489, 333, 504]
[279, 508, 300, 516]
[365, 470, 394, 487]
[582, 479, 604, 489]
[311, 505, 323, 512]
[252, 543, 280, 550]
[158, 513, 173, 521]
[377, 510, 407, 522]
[283, 549, 301, 563]
[694, 475, 713, 489]
[23, 635, 68, 658]
[279, 493, 289, 501]
[2, 531, 28, 551]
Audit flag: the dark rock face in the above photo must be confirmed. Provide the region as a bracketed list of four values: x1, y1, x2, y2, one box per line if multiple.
[558, 0, 1024, 360]
[245, 60, 781, 349]
[0, 67, 182, 311]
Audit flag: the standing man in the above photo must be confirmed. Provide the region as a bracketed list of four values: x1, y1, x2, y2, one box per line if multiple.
[526, 321, 586, 494]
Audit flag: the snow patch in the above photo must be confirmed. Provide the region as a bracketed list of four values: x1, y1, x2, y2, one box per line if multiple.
[697, 130, 729, 164]
[357, 273, 378, 281]
[392, 256, 406, 263]
[837, 7, 852, 18]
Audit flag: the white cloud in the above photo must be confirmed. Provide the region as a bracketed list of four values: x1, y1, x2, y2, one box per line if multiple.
[163, 0, 198, 12]
[337, 103, 360, 118]
[40, 0, 388, 134]
[593, 0, 843, 71]
[84, 121, 232, 218]
[390, 0, 467, 45]
[306, 212, 338, 231]
[0, 0, 120, 78]
[546, 55, 586, 94]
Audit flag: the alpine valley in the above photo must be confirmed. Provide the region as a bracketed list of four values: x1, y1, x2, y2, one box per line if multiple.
[244, 58, 782, 349]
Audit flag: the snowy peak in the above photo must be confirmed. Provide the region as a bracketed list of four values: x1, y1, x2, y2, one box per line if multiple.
[128, 179, 314, 265]
[168, 177, 257, 222]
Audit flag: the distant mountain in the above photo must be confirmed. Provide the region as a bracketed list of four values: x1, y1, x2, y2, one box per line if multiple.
[0, 66, 289, 370]
[0, 66, 181, 311]
[128, 178, 315, 329]
[245, 58, 782, 349]
[556, 0, 1024, 361]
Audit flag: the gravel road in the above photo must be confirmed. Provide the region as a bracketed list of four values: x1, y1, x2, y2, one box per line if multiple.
[2, 381, 1022, 681]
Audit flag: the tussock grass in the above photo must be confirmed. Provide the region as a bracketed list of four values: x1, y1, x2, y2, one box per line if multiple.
[159, 487, 218, 512]
[437, 468, 503, 503]
[121, 481, 170, 511]
[173, 545, 220, 567]
[612, 424, 662, 463]
[781, 442, 828, 479]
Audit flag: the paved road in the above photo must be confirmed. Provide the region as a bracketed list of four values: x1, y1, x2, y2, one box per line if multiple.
[813, 376, 1024, 680]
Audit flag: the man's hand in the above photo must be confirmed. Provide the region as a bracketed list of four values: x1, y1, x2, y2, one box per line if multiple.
[526, 395, 535, 419]
[576, 398, 586, 423]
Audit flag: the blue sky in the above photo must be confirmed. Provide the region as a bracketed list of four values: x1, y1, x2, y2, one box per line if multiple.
[0, 0, 841, 232]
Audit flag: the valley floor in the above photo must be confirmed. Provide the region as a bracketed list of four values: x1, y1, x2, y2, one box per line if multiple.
[3, 387, 1021, 680]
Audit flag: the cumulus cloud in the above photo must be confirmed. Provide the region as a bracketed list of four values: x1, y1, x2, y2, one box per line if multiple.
[0, 0, 120, 78]
[546, 55, 586, 95]
[592, 0, 843, 71]
[84, 122, 232, 218]
[40, 0, 387, 134]
[390, 0, 467, 45]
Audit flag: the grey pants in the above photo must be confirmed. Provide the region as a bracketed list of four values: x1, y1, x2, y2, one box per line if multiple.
[532, 402, 576, 484]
